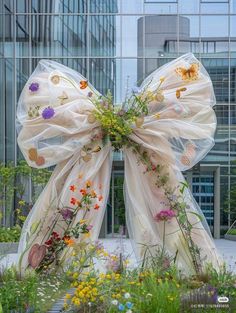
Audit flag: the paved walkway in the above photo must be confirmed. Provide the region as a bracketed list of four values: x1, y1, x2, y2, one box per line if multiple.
[1, 239, 236, 272]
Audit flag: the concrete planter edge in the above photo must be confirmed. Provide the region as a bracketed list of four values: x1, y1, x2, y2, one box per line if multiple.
[0, 242, 19, 254]
[224, 234, 236, 241]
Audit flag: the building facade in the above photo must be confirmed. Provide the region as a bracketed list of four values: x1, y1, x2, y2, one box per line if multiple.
[0, 0, 236, 237]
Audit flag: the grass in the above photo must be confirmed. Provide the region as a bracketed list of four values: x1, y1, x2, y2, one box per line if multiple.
[227, 228, 236, 235]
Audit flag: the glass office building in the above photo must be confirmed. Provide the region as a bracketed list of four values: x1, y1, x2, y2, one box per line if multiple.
[0, 0, 235, 237]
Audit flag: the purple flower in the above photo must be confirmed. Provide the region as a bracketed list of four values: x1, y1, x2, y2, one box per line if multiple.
[87, 91, 93, 97]
[42, 106, 55, 119]
[60, 208, 74, 220]
[154, 209, 176, 222]
[29, 82, 39, 92]
[86, 224, 93, 231]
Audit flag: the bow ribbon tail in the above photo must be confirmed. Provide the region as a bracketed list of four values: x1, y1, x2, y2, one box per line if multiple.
[18, 144, 112, 273]
[124, 146, 222, 274]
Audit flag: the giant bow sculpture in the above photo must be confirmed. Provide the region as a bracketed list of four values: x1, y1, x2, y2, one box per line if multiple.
[17, 53, 222, 274]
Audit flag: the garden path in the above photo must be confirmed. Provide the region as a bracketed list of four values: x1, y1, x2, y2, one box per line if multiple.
[0, 239, 235, 272]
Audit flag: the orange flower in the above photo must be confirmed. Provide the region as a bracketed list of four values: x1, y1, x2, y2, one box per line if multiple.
[64, 237, 75, 246]
[70, 197, 77, 205]
[98, 195, 103, 201]
[86, 180, 92, 188]
[70, 185, 76, 192]
[80, 80, 88, 89]
[76, 200, 81, 206]
[90, 190, 97, 198]
[80, 188, 87, 196]
[94, 204, 100, 210]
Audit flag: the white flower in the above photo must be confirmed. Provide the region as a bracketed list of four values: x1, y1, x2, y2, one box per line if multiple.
[146, 293, 153, 297]
[111, 299, 119, 305]
[126, 310, 132, 313]
[124, 293, 131, 299]
[88, 302, 92, 307]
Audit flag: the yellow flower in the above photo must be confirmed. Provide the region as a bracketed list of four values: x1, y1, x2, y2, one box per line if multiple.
[79, 219, 87, 224]
[83, 232, 91, 238]
[73, 272, 79, 279]
[85, 180, 92, 188]
[154, 113, 161, 119]
[65, 294, 71, 299]
[63, 303, 69, 310]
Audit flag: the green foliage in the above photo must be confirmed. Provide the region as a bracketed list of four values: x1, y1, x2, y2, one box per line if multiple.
[0, 161, 51, 227]
[204, 263, 236, 298]
[0, 267, 70, 313]
[0, 225, 21, 242]
[228, 228, 236, 235]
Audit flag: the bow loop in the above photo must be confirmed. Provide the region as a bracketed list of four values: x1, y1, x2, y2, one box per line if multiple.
[133, 53, 216, 171]
[17, 60, 100, 168]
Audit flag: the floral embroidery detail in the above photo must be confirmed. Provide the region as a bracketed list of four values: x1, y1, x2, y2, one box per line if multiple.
[28, 148, 38, 161]
[35, 156, 45, 166]
[28, 105, 40, 119]
[87, 113, 96, 124]
[42, 106, 55, 119]
[175, 63, 199, 81]
[154, 113, 161, 119]
[80, 80, 88, 89]
[60, 208, 74, 221]
[28, 243, 46, 269]
[159, 76, 165, 83]
[29, 82, 39, 92]
[155, 90, 164, 102]
[135, 116, 144, 128]
[58, 91, 68, 104]
[28, 148, 45, 166]
[176, 87, 187, 99]
[51, 75, 60, 84]
[180, 143, 196, 166]
[87, 91, 93, 97]
[80, 149, 92, 163]
[92, 146, 101, 153]
[180, 155, 191, 166]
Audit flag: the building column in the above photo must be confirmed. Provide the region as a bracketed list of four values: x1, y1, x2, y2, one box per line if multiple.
[214, 166, 221, 239]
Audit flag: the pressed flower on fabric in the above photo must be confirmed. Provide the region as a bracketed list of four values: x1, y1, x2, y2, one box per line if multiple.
[175, 63, 199, 81]
[29, 82, 39, 92]
[42, 106, 55, 119]
[80, 80, 88, 89]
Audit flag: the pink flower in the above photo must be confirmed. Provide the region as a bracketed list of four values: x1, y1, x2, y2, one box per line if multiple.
[154, 209, 176, 222]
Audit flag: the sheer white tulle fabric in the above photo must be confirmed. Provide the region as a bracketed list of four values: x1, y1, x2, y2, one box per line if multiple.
[17, 53, 222, 274]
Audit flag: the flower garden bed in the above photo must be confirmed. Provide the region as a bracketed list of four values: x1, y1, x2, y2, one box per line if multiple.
[1, 237, 236, 313]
